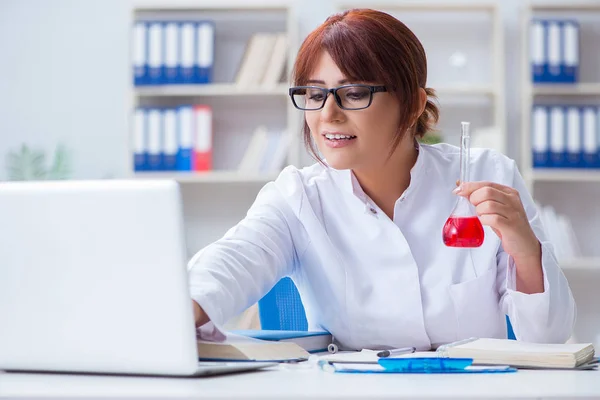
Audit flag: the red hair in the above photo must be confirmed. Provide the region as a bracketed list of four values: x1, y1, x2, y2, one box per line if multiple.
[292, 8, 439, 161]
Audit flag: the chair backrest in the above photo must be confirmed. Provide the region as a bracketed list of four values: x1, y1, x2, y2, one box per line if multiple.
[257, 277, 307, 330]
[258, 278, 517, 339]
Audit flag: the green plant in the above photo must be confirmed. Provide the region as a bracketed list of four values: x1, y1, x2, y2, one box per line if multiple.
[6, 143, 71, 181]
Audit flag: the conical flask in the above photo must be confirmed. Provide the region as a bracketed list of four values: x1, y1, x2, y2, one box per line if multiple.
[442, 121, 484, 248]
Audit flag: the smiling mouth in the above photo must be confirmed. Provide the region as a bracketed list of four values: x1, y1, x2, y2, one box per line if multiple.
[323, 133, 357, 141]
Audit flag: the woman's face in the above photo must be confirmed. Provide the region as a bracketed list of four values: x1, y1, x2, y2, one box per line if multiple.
[304, 51, 403, 171]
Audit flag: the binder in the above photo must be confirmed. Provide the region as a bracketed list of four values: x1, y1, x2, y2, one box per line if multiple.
[562, 20, 579, 83]
[176, 106, 193, 171]
[193, 105, 212, 171]
[546, 20, 561, 82]
[132, 21, 148, 86]
[163, 22, 179, 85]
[162, 108, 178, 170]
[549, 106, 566, 168]
[132, 108, 147, 171]
[532, 105, 549, 168]
[179, 22, 195, 84]
[530, 19, 545, 83]
[195, 21, 215, 84]
[582, 106, 598, 168]
[147, 22, 164, 85]
[565, 106, 582, 168]
[146, 108, 163, 170]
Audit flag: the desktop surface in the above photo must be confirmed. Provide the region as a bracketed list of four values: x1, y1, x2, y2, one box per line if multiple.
[1, 366, 599, 400]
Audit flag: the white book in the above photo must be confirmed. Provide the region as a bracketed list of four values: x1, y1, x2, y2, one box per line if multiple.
[266, 131, 290, 172]
[438, 338, 596, 369]
[235, 34, 262, 86]
[180, 22, 195, 80]
[261, 33, 288, 86]
[238, 126, 269, 172]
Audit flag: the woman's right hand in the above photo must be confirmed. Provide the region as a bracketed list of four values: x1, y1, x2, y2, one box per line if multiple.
[192, 300, 210, 327]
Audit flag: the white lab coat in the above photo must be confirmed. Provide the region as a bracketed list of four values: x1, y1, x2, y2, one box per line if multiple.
[188, 143, 576, 350]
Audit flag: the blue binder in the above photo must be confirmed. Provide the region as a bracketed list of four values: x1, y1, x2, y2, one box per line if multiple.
[146, 108, 163, 170]
[195, 21, 215, 84]
[162, 108, 178, 170]
[133, 108, 147, 171]
[163, 21, 179, 85]
[176, 106, 193, 171]
[179, 22, 196, 84]
[582, 106, 599, 168]
[147, 22, 164, 85]
[132, 21, 148, 86]
[565, 106, 582, 168]
[532, 105, 549, 168]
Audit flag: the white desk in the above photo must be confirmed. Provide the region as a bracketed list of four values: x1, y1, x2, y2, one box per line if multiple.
[1, 366, 599, 400]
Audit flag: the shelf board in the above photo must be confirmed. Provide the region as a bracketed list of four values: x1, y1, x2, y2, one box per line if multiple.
[560, 258, 600, 270]
[434, 84, 497, 96]
[530, 169, 600, 182]
[530, 4, 600, 12]
[133, 171, 278, 183]
[134, 83, 289, 97]
[532, 83, 600, 96]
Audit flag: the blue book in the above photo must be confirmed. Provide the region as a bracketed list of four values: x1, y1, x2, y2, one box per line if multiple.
[232, 330, 332, 353]
[176, 106, 193, 171]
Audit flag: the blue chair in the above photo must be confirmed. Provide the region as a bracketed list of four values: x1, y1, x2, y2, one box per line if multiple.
[258, 277, 308, 330]
[259, 278, 517, 339]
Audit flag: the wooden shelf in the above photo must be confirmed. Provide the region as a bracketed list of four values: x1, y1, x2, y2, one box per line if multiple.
[530, 169, 600, 183]
[532, 83, 600, 96]
[134, 83, 289, 97]
[133, 171, 278, 183]
[560, 258, 600, 270]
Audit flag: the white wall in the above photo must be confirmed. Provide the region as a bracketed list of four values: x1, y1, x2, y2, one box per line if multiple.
[1, 0, 599, 345]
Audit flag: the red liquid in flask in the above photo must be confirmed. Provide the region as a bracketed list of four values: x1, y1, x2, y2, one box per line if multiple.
[442, 216, 484, 248]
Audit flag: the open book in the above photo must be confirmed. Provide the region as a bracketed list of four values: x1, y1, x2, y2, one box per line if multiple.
[196, 333, 310, 362]
[437, 338, 597, 369]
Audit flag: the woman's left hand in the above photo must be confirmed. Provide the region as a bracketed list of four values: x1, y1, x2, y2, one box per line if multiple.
[454, 181, 541, 262]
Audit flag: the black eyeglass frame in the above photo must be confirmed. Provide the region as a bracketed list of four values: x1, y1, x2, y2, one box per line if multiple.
[288, 84, 388, 111]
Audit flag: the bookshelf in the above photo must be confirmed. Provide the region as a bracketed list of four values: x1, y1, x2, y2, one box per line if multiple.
[334, 2, 506, 152]
[519, 3, 600, 269]
[128, 2, 302, 183]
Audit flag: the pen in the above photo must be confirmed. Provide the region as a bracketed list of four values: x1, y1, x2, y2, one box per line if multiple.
[376, 346, 416, 358]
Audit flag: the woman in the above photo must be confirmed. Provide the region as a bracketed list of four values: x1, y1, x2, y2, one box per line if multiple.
[188, 9, 575, 350]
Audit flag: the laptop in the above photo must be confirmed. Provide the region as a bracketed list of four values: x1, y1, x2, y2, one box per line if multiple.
[0, 179, 276, 376]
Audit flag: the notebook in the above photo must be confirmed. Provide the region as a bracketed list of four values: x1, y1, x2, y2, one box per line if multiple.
[437, 338, 597, 369]
[196, 333, 310, 362]
[232, 330, 332, 353]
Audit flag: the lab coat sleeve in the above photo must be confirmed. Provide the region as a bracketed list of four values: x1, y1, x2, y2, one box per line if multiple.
[187, 182, 298, 329]
[497, 162, 576, 343]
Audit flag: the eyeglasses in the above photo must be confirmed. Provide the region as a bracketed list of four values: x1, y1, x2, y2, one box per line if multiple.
[288, 84, 387, 111]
